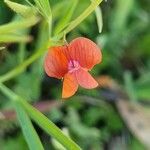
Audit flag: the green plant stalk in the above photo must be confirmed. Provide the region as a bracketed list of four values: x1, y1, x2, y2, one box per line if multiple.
[48, 18, 52, 38]
[18, 42, 26, 63]
[0, 42, 48, 83]
[0, 0, 102, 83]
[0, 83, 81, 150]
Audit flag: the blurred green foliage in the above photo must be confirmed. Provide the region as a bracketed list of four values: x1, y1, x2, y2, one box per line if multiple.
[0, 0, 150, 149]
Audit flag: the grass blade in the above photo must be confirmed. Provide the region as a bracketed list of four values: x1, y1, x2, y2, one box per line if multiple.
[14, 100, 44, 150]
[56, 0, 103, 39]
[4, 0, 36, 17]
[54, 0, 79, 35]
[0, 83, 82, 150]
[32, 0, 52, 21]
[20, 100, 82, 150]
[0, 16, 39, 34]
[0, 34, 31, 43]
[95, 6, 103, 33]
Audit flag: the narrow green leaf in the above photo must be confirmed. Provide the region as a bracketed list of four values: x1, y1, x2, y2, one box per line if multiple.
[4, 0, 36, 17]
[56, 0, 103, 39]
[19, 99, 82, 150]
[25, 0, 52, 37]
[0, 83, 82, 150]
[14, 101, 44, 150]
[52, 128, 69, 150]
[0, 34, 31, 43]
[0, 16, 39, 34]
[54, 0, 79, 35]
[95, 6, 103, 33]
[32, 0, 52, 22]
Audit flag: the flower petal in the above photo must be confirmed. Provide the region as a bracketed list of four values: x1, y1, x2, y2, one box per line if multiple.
[44, 46, 68, 79]
[62, 73, 78, 98]
[69, 37, 102, 69]
[75, 68, 98, 89]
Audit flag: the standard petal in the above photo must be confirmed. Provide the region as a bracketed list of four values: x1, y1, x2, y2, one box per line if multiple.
[62, 73, 78, 98]
[69, 37, 102, 69]
[75, 68, 98, 89]
[44, 46, 68, 79]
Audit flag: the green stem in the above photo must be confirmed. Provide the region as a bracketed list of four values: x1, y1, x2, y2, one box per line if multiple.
[65, 0, 102, 33]
[18, 42, 26, 64]
[0, 83, 82, 150]
[0, 42, 48, 83]
[0, 83, 17, 100]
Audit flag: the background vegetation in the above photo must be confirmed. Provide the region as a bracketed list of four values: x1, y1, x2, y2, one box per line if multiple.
[0, 0, 150, 149]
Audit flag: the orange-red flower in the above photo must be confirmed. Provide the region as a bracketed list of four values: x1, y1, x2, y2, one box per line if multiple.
[44, 37, 102, 98]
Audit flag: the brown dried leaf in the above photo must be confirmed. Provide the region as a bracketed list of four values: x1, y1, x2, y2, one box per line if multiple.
[116, 99, 150, 149]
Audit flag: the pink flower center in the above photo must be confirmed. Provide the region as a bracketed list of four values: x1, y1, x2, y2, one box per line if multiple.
[68, 60, 80, 73]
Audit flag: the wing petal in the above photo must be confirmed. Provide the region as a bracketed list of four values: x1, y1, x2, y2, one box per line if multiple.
[75, 68, 98, 89]
[44, 46, 68, 79]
